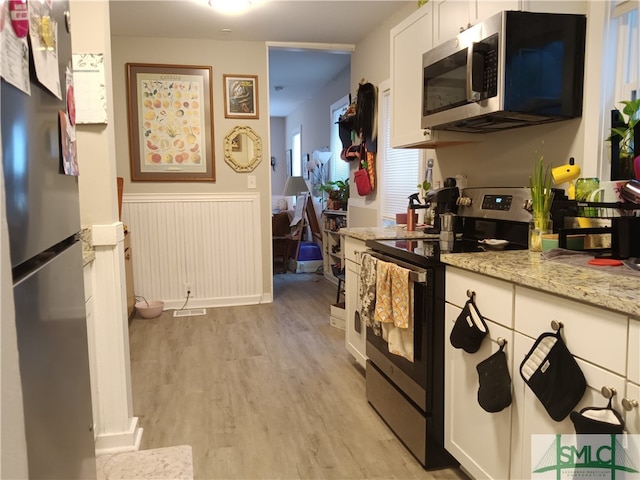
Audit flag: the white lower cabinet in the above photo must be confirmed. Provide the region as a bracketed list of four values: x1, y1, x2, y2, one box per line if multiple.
[444, 267, 634, 479]
[510, 331, 627, 479]
[344, 236, 366, 368]
[444, 302, 514, 480]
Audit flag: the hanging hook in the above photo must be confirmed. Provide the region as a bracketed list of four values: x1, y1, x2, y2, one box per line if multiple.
[466, 289, 476, 299]
[551, 320, 563, 331]
[601, 386, 617, 399]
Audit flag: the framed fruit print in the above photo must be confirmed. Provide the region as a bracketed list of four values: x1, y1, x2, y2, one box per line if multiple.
[126, 63, 215, 181]
[223, 74, 259, 119]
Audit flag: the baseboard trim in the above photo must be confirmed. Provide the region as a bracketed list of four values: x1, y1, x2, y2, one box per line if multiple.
[95, 417, 143, 455]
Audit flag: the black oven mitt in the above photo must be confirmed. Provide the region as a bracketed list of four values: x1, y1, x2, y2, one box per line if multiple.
[450, 297, 489, 353]
[570, 398, 625, 434]
[476, 343, 512, 413]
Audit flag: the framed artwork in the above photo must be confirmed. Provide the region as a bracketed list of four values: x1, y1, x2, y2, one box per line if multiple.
[223, 74, 259, 119]
[126, 63, 215, 182]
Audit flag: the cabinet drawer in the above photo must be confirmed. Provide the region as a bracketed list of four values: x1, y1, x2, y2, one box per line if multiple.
[344, 236, 365, 264]
[445, 267, 514, 328]
[629, 319, 640, 385]
[514, 286, 627, 375]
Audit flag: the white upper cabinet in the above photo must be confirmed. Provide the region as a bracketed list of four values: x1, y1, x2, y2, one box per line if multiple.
[390, 3, 434, 148]
[434, 0, 521, 46]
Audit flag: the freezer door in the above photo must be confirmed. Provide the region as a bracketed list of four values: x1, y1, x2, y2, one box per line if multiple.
[13, 241, 96, 479]
[1, 0, 80, 267]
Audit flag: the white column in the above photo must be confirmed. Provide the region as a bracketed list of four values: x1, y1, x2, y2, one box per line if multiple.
[91, 223, 142, 454]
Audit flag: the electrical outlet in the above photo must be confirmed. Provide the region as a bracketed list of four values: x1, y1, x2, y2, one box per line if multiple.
[184, 282, 194, 298]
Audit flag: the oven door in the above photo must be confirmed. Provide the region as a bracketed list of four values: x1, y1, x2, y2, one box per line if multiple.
[365, 252, 442, 413]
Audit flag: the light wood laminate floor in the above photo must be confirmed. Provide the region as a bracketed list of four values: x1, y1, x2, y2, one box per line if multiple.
[129, 273, 467, 480]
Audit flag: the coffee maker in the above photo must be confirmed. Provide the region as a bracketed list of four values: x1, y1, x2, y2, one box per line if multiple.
[423, 177, 461, 233]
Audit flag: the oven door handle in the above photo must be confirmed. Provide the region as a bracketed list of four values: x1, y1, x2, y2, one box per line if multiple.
[366, 250, 428, 284]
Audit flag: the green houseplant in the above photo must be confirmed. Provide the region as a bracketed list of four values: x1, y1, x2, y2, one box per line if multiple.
[529, 154, 554, 251]
[319, 179, 349, 211]
[607, 98, 640, 178]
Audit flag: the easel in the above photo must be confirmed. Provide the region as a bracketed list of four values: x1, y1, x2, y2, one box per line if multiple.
[290, 193, 323, 262]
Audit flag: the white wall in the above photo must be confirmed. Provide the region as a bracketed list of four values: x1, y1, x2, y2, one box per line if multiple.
[111, 36, 273, 296]
[284, 66, 350, 166]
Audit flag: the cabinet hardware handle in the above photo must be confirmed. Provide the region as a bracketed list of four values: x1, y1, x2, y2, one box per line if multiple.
[125, 253, 131, 261]
[622, 398, 639, 411]
[496, 337, 506, 347]
[466, 289, 475, 299]
[550, 320, 563, 331]
[601, 386, 616, 399]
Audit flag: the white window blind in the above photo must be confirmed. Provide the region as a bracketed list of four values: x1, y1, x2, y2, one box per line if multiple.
[380, 89, 419, 222]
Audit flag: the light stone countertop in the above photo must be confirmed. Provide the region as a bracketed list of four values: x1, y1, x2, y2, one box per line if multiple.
[80, 226, 95, 266]
[441, 250, 640, 318]
[340, 226, 439, 241]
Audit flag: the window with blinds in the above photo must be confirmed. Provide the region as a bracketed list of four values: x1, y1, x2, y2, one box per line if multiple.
[380, 88, 419, 223]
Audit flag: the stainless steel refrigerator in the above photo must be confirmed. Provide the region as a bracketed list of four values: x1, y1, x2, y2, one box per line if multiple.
[1, 1, 96, 477]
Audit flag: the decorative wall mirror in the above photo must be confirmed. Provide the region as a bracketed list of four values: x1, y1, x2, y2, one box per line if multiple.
[224, 125, 262, 172]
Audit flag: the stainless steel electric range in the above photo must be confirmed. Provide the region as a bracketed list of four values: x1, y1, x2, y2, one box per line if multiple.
[364, 187, 546, 469]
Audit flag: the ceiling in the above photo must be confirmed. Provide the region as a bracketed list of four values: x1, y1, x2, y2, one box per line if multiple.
[109, 0, 413, 116]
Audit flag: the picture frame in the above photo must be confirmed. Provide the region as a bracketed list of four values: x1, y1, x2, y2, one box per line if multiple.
[223, 74, 259, 119]
[126, 63, 215, 182]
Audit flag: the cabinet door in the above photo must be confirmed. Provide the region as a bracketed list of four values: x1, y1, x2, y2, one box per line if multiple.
[522, 0, 587, 14]
[445, 302, 514, 480]
[345, 258, 366, 368]
[390, 4, 434, 148]
[510, 332, 627, 480]
[624, 381, 640, 434]
[475, 0, 520, 23]
[434, 0, 472, 46]
[628, 319, 640, 385]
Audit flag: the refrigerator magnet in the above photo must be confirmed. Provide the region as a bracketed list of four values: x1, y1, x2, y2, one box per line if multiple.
[9, 0, 28, 38]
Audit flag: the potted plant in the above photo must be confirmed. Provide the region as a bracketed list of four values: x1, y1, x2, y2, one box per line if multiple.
[529, 154, 554, 251]
[319, 179, 349, 211]
[607, 98, 640, 179]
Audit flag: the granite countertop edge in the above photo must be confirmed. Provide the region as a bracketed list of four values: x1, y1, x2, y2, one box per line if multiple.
[441, 250, 640, 318]
[340, 226, 435, 241]
[81, 226, 95, 266]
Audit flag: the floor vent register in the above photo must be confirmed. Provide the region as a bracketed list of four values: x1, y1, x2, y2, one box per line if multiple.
[173, 309, 207, 318]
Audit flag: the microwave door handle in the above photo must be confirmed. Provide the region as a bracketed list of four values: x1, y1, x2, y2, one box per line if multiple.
[466, 42, 488, 102]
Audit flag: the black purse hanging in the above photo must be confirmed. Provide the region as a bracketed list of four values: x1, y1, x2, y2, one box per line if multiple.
[519, 323, 586, 422]
[450, 294, 489, 354]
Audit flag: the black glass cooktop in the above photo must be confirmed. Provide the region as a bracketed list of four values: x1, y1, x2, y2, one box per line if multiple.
[366, 237, 527, 268]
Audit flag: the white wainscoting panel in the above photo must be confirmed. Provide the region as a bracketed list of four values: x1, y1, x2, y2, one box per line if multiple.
[122, 193, 263, 308]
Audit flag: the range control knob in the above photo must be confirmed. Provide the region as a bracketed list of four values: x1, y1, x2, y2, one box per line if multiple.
[457, 196, 472, 207]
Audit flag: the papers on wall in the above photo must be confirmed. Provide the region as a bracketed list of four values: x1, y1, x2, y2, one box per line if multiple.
[28, 0, 61, 99]
[72, 53, 108, 124]
[1, 0, 31, 95]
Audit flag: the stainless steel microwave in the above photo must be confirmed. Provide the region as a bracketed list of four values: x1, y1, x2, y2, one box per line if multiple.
[421, 11, 586, 133]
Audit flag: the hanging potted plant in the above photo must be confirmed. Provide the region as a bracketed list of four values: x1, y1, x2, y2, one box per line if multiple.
[529, 154, 554, 251]
[607, 98, 640, 179]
